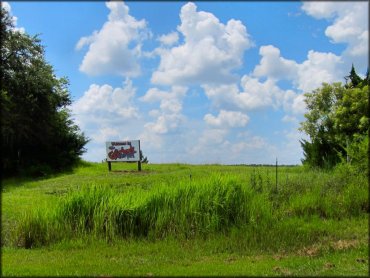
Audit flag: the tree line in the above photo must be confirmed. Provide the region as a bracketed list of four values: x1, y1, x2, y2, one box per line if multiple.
[1, 7, 88, 177]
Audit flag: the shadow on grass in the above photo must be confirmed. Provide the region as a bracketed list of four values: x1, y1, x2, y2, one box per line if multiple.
[1, 160, 92, 189]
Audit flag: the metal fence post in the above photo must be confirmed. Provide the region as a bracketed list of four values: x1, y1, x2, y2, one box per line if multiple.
[275, 158, 278, 192]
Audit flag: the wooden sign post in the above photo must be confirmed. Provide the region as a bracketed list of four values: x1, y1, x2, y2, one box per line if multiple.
[137, 140, 141, 171]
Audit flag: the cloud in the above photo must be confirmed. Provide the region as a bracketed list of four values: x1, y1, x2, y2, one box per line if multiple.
[301, 1, 368, 70]
[202, 76, 292, 111]
[296, 50, 343, 92]
[238, 76, 283, 109]
[290, 93, 306, 115]
[140, 86, 187, 114]
[282, 115, 298, 123]
[253, 45, 298, 81]
[198, 44, 316, 119]
[73, 79, 138, 119]
[251, 0, 368, 105]
[139, 86, 188, 149]
[71, 79, 140, 144]
[202, 73, 306, 129]
[91, 127, 120, 144]
[188, 128, 228, 159]
[301, 2, 338, 19]
[76, 1, 150, 77]
[252, 44, 343, 93]
[188, 129, 277, 164]
[275, 127, 306, 165]
[204, 110, 249, 128]
[151, 2, 253, 86]
[158, 31, 179, 46]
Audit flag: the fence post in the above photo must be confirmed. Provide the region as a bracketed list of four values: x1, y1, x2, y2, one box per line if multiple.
[275, 158, 278, 192]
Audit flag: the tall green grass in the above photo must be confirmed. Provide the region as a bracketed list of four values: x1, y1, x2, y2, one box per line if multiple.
[15, 167, 368, 249]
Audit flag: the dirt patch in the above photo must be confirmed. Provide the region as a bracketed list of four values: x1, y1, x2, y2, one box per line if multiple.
[273, 266, 292, 275]
[297, 244, 321, 257]
[330, 239, 359, 251]
[297, 239, 361, 257]
[323, 262, 336, 269]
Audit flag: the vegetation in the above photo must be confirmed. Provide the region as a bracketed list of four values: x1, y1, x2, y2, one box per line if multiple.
[1, 3, 368, 277]
[0, 7, 88, 177]
[299, 65, 369, 170]
[2, 163, 368, 276]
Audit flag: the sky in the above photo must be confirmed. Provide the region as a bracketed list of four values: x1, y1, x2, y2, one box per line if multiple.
[4, 1, 369, 165]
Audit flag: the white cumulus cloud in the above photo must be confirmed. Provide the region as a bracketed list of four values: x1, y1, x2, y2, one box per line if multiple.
[76, 1, 150, 77]
[252, 44, 343, 93]
[253, 45, 298, 81]
[71, 79, 140, 144]
[140, 86, 188, 150]
[203, 75, 292, 112]
[151, 2, 253, 86]
[73, 79, 138, 119]
[302, 1, 368, 70]
[158, 31, 179, 46]
[202, 74, 306, 126]
[204, 110, 249, 128]
[296, 50, 343, 92]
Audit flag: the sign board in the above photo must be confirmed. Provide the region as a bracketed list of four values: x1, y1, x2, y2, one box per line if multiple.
[106, 140, 140, 162]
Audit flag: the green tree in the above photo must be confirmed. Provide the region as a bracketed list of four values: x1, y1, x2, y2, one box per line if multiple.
[1, 7, 88, 176]
[359, 68, 369, 88]
[299, 83, 345, 168]
[300, 66, 369, 169]
[345, 64, 363, 88]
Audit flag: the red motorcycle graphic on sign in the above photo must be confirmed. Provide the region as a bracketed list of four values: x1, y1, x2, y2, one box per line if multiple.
[108, 145, 136, 160]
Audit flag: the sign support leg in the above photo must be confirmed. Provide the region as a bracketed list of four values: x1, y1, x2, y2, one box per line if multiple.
[108, 161, 111, 172]
[138, 161, 142, 171]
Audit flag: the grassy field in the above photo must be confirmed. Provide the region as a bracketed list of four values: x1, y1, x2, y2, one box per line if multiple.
[1, 162, 369, 276]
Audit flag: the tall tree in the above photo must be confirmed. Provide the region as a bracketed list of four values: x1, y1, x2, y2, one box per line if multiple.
[299, 82, 346, 168]
[1, 7, 88, 176]
[300, 65, 369, 169]
[345, 64, 363, 88]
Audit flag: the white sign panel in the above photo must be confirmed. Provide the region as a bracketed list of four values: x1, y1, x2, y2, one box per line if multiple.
[106, 140, 140, 162]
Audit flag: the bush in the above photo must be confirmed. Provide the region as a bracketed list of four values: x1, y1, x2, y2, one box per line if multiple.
[346, 135, 368, 176]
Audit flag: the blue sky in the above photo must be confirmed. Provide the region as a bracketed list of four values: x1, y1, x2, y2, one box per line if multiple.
[4, 1, 369, 164]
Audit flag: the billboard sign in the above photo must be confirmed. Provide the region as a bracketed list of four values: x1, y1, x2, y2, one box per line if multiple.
[106, 140, 140, 162]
